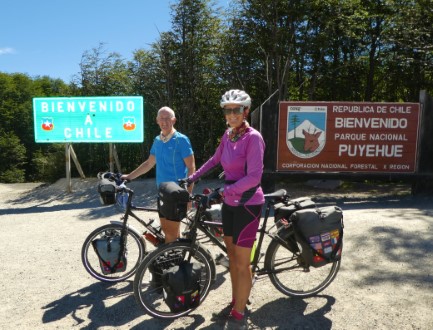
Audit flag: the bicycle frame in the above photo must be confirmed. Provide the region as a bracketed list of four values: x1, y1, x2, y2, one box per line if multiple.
[116, 185, 165, 247]
[179, 197, 226, 251]
[181, 188, 291, 275]
[112, 176, 292, 278]
[116, 183, 225, 250]
[192, 218, 227, 253]
[252, 197, 302, 277]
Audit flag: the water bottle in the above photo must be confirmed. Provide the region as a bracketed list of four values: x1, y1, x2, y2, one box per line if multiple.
[144, 232, 160, 246]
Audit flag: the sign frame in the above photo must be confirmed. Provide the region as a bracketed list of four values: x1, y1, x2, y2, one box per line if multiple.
[33, 96, 144, 143]
[277, 101, 421, 174]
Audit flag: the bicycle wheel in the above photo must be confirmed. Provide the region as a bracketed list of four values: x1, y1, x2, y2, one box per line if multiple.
[133, 241, 216, 319]
[81, 223, 146, 282]
[265, 229, 340, 298]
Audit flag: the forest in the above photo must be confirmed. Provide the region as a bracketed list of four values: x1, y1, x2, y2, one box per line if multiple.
[1, 0, 432, 183]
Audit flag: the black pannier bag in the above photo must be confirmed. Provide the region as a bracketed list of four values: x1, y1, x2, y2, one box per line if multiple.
[274, 197, 316, 228]
[290, 206, 343, 268]
[158, 182, 190, 220]
[162, 260, 201, 312]
[91, 236, 127, 274]
[98, 177, 116, 205]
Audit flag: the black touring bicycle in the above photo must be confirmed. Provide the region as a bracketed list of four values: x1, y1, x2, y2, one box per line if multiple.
[81, 173, 343, 319]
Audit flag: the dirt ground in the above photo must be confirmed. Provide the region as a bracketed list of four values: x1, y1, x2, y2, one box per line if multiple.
[1, 177, 433, 329]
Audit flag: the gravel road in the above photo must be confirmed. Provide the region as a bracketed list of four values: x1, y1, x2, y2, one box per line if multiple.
[1, 178, 432, 329]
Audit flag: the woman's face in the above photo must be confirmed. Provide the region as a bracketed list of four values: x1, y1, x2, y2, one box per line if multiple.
[223, 104, 248, 128]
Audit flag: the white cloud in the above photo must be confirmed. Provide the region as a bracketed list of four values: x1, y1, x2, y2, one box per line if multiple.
[0, 47, 15, 55]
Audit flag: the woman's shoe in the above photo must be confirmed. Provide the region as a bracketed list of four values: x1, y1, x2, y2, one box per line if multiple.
[223, 315, 248, 330]
[211, 302, 234, 322]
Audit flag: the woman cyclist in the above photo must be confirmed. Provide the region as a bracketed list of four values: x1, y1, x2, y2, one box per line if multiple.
[188, 89, 265, 330]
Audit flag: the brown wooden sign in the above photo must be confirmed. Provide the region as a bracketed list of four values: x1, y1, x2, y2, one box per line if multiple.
[277, 102, 420, 173]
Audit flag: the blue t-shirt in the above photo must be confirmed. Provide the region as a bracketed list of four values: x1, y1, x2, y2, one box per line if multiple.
[150, 131, 194, 187]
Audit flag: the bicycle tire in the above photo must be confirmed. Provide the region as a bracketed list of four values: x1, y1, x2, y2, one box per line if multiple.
[133, 241, 216, 319]
[81, 223, 147, 282]
[265, 229, 340, 298]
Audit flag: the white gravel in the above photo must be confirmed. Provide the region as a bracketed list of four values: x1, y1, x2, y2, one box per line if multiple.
[1, 178, 432, 329]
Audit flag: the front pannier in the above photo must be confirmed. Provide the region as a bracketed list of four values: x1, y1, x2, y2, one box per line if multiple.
[158, 182, 190, 220]
[162, 260, 201, 312]
[91, 236, 127, 274]
[290, 206, 343, 268]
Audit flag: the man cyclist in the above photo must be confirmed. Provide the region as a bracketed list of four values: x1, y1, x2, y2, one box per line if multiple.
[122, 106, 195, 243]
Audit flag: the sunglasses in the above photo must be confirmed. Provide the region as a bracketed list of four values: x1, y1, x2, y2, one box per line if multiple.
[223, 106, 244, 115]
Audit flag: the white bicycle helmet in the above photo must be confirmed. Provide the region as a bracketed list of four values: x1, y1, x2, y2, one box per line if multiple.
[220, 89, 251, 108]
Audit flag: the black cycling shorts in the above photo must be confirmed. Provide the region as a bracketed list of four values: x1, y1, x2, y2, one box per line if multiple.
[221, 203, 263, 248]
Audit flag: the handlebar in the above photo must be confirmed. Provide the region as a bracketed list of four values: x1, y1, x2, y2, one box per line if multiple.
[177, 178, 190, 190]
[99, 172, 290, 209]
[98, 172, 129, 190]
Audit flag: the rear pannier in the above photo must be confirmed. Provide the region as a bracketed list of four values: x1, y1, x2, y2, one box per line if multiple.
[274, 196, 316, 228]
[158, 182, 190, 220]
[290, 206, 343, 268]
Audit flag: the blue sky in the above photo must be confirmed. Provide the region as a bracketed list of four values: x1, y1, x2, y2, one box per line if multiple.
[1, 0, 228, 83]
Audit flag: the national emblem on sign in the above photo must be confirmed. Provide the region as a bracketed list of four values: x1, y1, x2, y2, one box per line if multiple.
[123, 117, 136, 131]
[286, 106, 327, 159]
[41, 117, 54, 131]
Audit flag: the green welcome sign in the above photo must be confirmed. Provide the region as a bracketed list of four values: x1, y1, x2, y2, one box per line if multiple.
[33, 96, 144, 143]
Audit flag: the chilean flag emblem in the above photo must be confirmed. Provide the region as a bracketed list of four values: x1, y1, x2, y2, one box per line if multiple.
[42, 117, 54, 131]
[123, 117, 136, 131]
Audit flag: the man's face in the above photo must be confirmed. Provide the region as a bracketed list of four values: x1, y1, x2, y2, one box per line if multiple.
[156, 111, 175, 133]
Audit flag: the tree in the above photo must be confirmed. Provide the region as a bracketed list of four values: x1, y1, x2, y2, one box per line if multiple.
[379, 0, 433, 101]
[0, 73, 72, 182]
[223, 0, 329, 103]
[0, 131, 26, 182]
[127, 47, 170, 171]
[72, 43, 133, 96]
[70, 43, 137, 174]
[159, 0, 226, 164]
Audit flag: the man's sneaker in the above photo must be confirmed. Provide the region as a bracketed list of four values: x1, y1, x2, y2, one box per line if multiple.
[223, 315, 248, 330]
[215, 253, 230, 269]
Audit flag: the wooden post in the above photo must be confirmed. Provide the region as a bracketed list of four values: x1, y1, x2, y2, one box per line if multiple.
[254, 90, 279, 193]
[412, 90, 433, 194]
[109, 143, 114, 173]
[108, 143, 122, 173]
[70, 145, 85, 179]
[65, 143, 72, 193]
[113, 144, 122, 173]
[65, 143, 86, 192]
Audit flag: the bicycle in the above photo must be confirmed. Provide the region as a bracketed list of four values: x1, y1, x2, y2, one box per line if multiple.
[81, 173, 225, 283]
[133, 181, 341, 319]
